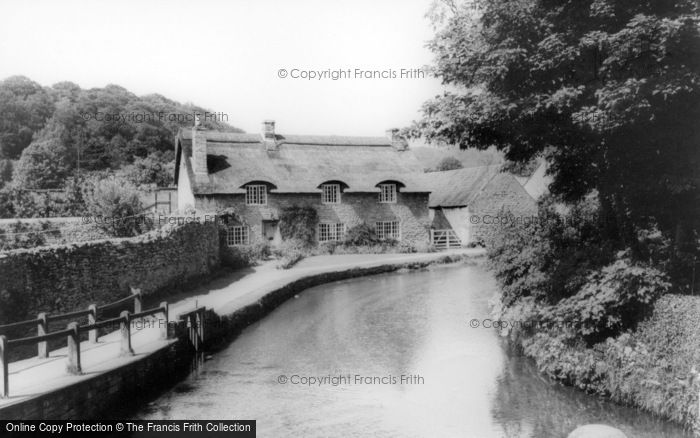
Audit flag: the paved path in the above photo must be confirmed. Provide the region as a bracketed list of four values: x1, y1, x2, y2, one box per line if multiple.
[0, 249, 484, 408]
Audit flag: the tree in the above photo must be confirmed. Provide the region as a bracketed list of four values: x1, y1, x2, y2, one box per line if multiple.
[12, 137, 70, 189]
[0, 74, 246, 192]
[435, 156, 464, 171]
[414, 0, 700, 263]
[118, 152, 174, 187]
[0, 76, 54, 159]
[82, 176, 146, 237]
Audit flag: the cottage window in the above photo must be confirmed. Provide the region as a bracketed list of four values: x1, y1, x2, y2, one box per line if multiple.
[318, 223, 345, 243]
[245, 185, 267, 205]
[375, 221, 400, 240]
[321, 184, 341, 204]
[226, 225, 250, 246]
[378, 184, 397, 203]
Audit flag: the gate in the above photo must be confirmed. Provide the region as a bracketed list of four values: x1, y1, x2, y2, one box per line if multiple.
[430, 229, 462, 250]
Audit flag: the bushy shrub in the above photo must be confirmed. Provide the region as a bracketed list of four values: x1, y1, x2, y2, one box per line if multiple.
[317, 241, 340, 255]
[397, 241, 437, 253]
[279, 206, 318, 246]
[82, 176, 147, 237]
[343, 223, 382, 246]
[434, 156, 463, 171]
[220, 243, 270, 269]
[484, 208, 550, 307]
[0, 186, 42, 218]
[534, 256, 671, 344]
[275, 238, 310, 269]
[485, 195, 615, 307]
[117, 152, 175, 188]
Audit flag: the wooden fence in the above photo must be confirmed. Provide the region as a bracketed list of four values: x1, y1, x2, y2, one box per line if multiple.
[0, 291, 202, 399]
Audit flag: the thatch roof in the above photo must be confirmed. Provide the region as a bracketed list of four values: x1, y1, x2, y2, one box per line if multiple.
[418, 166, 503, 208]
[175, 129, 428, 194]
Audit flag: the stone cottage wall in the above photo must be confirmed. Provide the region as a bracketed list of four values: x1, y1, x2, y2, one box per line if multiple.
[196, 191, 431, 246]
[0, 221, 220, 325]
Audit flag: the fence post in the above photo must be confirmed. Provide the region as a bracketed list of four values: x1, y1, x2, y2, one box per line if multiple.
[120, 311, 134, 356]
[37, 312, 48, 359]
[88, 305, 98, 343]
[66, 322, 81, 375]
[188, 314, 198, 351]
[430, 229, 434, 245]
[195, 309, 202, 347]
[0, 335, 8, 398]
[133, 292, 142, 314]
[197, 308, 205, 345]
[159, 302, 169, 340]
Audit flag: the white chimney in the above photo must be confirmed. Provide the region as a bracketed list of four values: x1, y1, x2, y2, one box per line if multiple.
[191, 125, 208, 183]
[386, 128, 408, 151]
[262, 120, 277, 151]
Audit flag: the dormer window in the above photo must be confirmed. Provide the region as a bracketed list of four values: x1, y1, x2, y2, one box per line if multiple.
[378, 183, 397, 203]
[245, 184, 267, 205]
[321, 184, 341, 204]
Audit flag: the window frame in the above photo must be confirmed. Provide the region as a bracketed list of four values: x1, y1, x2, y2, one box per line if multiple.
[318, 222, 346, 243]
[245, 184, 267, 205]
[321, 183, 341, 204]
[226, 225, 250, 246]
[375, 221, 400, 240]
[378, 183, 397, 203]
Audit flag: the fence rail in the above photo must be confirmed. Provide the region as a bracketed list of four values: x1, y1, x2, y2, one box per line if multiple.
[0, 291, 181, 399]
[0, 291, 142, 336]
[0, 318, 41, 333]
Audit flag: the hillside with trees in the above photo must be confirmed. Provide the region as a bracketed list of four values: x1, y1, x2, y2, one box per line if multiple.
[0, 76, 242, 217]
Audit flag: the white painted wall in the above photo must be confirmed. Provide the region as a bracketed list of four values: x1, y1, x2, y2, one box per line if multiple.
[177, 158, 195, 213]
[442, 207, 471, 245]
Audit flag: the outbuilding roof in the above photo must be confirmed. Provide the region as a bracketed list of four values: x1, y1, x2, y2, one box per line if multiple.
[175, 129, 428, 195]
[417, 165, 503, 208]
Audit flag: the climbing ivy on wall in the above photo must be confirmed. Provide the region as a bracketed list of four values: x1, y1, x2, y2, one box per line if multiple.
[279, 206, 318, 246]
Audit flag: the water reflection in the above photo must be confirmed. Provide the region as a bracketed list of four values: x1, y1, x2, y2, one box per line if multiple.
[139, 265, 692, 438]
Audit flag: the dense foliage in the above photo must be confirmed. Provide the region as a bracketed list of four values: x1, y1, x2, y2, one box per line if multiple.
[486, 196, 615, 306]
[533, 256, 671, 343]
[415, 0, 700, 289]
[434, 156, 464, 171]
[343, 223, 383, 246]
[279, 206, 319, 246]
[82, 176, 147, 237]
[0, 221, 60, 251]
[0, 75, 242, 217]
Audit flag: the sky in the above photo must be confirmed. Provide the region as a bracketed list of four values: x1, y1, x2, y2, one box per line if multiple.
[0, 0, 444, 136]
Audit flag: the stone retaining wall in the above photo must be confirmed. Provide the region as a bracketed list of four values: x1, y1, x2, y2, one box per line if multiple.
[0, 222, 220, 326]
[0, 339, 194, 420]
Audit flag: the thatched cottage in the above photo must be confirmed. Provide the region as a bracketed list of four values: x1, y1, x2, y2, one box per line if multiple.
[174, 121, 431, 247]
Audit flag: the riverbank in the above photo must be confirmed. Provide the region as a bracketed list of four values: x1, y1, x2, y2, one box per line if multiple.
[0, 249, 484, 420]
[502, 293, 700, 434]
